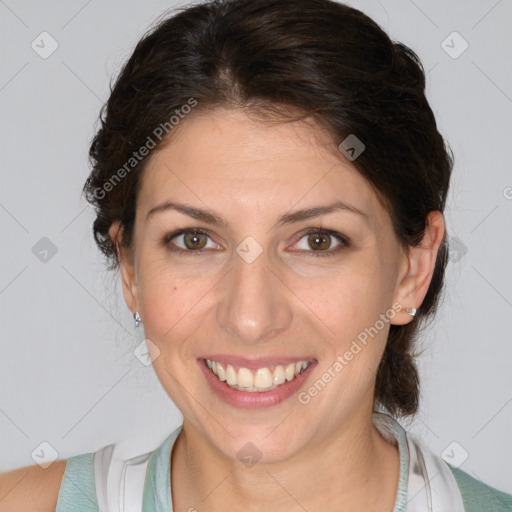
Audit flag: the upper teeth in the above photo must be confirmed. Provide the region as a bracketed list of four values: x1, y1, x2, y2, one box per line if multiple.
[206, 359, 311, 392]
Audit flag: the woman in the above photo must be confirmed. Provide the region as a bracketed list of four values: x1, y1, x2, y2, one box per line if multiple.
[2, 0, 510, 510]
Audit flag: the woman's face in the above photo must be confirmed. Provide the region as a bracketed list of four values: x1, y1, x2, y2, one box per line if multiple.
[121, 108, 413, 463]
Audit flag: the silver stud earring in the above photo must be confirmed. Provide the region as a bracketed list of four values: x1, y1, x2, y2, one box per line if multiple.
[405, 308, 417, 317]
[134, 311, 142, 327]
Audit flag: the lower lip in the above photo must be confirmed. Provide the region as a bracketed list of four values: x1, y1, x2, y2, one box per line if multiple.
[199, 359, 316, 409]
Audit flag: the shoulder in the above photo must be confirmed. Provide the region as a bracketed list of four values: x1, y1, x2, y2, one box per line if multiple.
[0, 459, 67, 512]
[448, 465, 512, 512]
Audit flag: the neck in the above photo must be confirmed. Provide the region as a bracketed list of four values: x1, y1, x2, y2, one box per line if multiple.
[171, 412, 400, 512]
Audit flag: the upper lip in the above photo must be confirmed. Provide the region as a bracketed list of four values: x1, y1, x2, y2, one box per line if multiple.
[200, 354, 316, 369]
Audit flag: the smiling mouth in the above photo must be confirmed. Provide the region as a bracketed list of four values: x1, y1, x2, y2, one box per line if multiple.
[204, 358, 313, 392]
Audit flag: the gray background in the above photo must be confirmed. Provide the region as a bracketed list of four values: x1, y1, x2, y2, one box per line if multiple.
[1, 0, 511, 496]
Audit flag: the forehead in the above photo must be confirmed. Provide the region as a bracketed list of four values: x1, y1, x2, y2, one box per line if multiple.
[137, 108, 383, 225]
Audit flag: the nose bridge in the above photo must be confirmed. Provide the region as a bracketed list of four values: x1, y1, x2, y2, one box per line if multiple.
[216, 243, 292, 344]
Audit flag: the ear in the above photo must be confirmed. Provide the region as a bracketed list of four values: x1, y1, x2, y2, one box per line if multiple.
[109, 221, 139, 316]
[391, 211, 445, 325]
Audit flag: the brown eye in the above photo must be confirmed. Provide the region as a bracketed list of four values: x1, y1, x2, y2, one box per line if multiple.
[163, 228, 220, 254]
[292, 228, 350, 257]
[183, 231, 208, 250]
[307, 232, 332, 251]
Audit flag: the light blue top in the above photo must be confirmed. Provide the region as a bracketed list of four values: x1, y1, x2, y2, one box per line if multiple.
[55, 414, 512, 511]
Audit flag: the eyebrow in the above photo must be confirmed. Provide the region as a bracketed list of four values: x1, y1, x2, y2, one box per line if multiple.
[145, 200, 368, 228]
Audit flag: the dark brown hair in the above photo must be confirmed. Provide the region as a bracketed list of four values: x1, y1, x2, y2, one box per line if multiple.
[84, 0, 453, 417]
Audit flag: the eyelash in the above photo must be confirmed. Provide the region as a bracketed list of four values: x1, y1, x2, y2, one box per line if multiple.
[161, 227, 351, 258]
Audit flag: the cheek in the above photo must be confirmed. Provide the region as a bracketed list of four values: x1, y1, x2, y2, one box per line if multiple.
[139, 277, 198, 339]
[135, 253, 209, 347]
[313, 257, 394, 335]
[307, 252, 396, 377]
[304, 275, 393, 412]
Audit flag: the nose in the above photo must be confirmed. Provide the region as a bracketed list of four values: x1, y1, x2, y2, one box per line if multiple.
[216, 246, 293, 345]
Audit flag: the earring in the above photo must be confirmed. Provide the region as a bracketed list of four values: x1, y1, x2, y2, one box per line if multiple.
[134, 311, 142, 327]
[405, 308, 417, 317]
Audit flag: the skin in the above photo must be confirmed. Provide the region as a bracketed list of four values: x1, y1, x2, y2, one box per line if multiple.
[111, 108, 445, 512]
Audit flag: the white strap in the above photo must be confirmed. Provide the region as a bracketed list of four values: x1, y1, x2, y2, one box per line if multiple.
[93, 444, 151, 512]
[93, 444, 113, 512]
[407, 433, 466, 512]
[120, 452, 152, 512]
